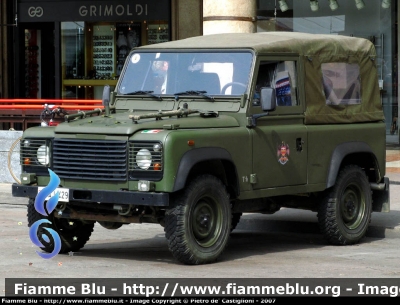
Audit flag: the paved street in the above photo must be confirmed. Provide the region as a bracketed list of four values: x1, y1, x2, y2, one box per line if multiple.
[1, 146, 400, 295]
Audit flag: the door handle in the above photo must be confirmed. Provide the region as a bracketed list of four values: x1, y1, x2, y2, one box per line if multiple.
[296, 138, 304, 152]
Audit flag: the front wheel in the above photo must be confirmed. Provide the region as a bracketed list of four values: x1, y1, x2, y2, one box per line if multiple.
[317, 165, 372, 245]
[27, 198, 94, 254]
[164, 175, 231, 265]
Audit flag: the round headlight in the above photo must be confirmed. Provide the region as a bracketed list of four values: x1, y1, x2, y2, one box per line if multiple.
[153, 143, 162, 152]
[37, 145, 49, 165]
[136, 149, 152, 170]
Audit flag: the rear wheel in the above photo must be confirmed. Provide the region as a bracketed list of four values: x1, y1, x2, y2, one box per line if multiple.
[317, 165, 372, 245]
[164, 175, 231, 265]
[27, 198, 94, 253]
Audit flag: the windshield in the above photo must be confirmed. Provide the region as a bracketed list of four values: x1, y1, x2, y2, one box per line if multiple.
[117, 51, 253, 96]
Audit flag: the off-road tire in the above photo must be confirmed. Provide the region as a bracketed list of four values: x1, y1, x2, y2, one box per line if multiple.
[27, 198, 94, 253]
[231, 213, 242, 232]
[317, 165, 372, 245]
[164, 175, 231, 265]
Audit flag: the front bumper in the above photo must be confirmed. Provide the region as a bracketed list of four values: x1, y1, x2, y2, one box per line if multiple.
[12, 184, 169, 207]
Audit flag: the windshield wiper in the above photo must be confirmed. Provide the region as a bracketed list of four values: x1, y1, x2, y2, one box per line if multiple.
[174, 90, 214, 101]
[124, 90, 162, 101]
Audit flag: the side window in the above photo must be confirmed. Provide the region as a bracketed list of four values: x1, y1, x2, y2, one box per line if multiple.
[322, 63, 361, 105]
[254, 60, 298, 106]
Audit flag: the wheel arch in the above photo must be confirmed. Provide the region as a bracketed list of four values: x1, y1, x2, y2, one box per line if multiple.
[172, 147, 239, 198]
[326, 142, 382, 189]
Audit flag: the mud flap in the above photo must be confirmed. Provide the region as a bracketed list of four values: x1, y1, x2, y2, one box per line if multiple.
[372, 177, 390, 212]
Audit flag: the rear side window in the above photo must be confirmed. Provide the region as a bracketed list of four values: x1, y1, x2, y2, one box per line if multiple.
[322, 63, 361, 105]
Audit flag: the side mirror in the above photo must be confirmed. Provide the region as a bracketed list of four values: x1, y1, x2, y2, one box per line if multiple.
[247, 87, 276, 128]
[102, 85, 111, 116]
[260, 87, 276, 112]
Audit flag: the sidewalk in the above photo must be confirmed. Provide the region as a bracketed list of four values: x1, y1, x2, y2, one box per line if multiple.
[385, 144, 400, 183]
[0, 183, 26, 206]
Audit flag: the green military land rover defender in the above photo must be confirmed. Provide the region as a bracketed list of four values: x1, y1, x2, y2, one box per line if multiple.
[13, 32, 390, 265]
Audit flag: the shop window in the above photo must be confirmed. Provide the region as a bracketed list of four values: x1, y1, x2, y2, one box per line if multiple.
[61, 22, 142, 99]
[147, 23, 169, 45]
[115, 22, 141, 76]
[25, 29, 41, 98]
[92, 25, 116, 79]
[61, 20, 171, 99]
[61, 22, 87, 99]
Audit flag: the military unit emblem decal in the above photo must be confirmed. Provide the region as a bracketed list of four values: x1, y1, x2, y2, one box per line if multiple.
[277, 141, 290, 165]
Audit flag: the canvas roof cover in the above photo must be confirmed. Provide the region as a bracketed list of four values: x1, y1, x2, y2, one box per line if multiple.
[137, 32, 384, 124]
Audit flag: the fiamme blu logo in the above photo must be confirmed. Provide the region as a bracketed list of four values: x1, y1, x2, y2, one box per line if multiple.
[28, 169, 62, 259]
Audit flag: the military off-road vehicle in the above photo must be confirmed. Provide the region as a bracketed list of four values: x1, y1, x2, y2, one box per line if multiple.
[13, 32, 390, 265]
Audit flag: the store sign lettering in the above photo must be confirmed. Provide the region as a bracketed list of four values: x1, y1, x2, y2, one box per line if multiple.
[79, 4, 147, 17]
[28, 6, 44, 18]
[20, 1, 165, 22]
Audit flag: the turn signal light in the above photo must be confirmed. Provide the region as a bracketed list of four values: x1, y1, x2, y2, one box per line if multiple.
[153, 163, 162, 171]
[24, 158, 31, 165]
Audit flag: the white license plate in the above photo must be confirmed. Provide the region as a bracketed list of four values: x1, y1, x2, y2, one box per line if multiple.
[37, 187, 70, 202]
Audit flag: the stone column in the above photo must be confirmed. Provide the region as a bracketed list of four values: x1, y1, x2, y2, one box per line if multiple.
[203, 0, 256, 35]
[171, 0, 203, 40]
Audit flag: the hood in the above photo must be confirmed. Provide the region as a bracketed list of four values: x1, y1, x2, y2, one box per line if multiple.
[54, 111, 240, 135]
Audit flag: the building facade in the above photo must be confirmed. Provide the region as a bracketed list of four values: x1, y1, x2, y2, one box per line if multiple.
[3, 0, 201, 101]
[0, 0, 398, 143]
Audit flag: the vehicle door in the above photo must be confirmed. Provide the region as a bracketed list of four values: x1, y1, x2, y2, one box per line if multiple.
[250, 57, 307, 189]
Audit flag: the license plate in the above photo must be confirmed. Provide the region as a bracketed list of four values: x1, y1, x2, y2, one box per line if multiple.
[37, 187, 70, 202]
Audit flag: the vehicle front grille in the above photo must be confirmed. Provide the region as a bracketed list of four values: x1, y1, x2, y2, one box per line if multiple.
[53, 138, 127, 181]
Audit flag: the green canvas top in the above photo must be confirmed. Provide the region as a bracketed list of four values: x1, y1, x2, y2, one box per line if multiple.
[137, 32, 384, 124]
[139, 32, 375, 56]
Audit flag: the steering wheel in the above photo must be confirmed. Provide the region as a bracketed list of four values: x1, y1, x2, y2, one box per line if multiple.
[221, 82, 247, 94]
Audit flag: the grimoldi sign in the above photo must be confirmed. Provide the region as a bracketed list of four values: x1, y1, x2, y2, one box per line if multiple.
[18, 0, 169, 22]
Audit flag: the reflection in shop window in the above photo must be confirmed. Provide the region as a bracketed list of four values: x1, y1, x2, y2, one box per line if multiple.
[62, 22, 85, 80]
[61, 22, 86, 98]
